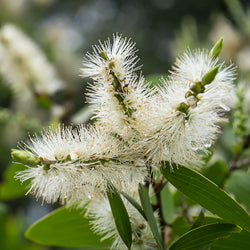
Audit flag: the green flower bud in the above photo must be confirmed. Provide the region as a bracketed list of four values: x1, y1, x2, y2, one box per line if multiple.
[99, 51, 108, 60]
[11, 149, 40, 166]
[210, 38, 223, 58]
[190, 82, 205, 95]
[176, 102, 189, 115]
[201, 65, 220, 86]
[185, 91, 193, 98]
[109, 61, 115, 68]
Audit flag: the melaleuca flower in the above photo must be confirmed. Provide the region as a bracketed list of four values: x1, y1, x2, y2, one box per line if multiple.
[136, 48, 236, 167]
[81, 33, 140, 83]
[81, 34, 155, 141]
[13, 125, 145, 204]
[144, 83, 224, 166]
[0, 24, 64, 101]
[87, 182, 153, 250]
[88, 74, 155, 141]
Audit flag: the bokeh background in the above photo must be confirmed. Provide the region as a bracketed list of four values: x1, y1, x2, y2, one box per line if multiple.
[1, 0, 250, 249]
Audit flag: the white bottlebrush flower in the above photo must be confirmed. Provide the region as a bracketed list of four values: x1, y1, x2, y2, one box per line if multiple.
[81, 34, 155, 142]
[88, 75, 155, 141]
[0, 24, 64, 101]
[81, 33, 140, 83]
[15, 125, 145, 204]
[87, 182, 153, 250]
[137, 48, 236, 167]
[137, 80, 211, 166]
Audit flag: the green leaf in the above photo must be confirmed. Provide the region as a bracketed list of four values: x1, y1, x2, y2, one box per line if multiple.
[161, 164, 250, 232]
[171, 215, 192, 236]
[161, 183, 174, 223]
[211, 229, 250, 250]
[202, 161, 227, 187]
[173, 190, 197, 207]
[0, 163, 29, 200]
[224, 170, 250, 210]
[138, 183, 163, 250]
[191, 210, 206, 230]
[169, 223, 241, 250]
[25, 206, 111, 248]
[107, 185, 132, 249]
[169, 216, 223, 247]
[120, 191, 147, 220]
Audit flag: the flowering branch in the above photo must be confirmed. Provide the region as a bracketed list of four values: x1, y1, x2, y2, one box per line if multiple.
[10, 34, 237, 249]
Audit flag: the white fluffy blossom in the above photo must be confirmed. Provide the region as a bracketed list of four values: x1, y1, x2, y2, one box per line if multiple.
[88, 75, 154, 141]
[135, 49, 236, 166]
[81, 34, 154, 141]
[143, 84, 223, 166]
[0, 24, 64, 101]
[15, 125, 145, 204]
[81, 34, 140, 82]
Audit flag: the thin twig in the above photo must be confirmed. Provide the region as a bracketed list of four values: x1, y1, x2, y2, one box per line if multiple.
[229, 157, 250, 172]
[228, 133, 250, 173]
[153, 177, 170, 249]
[144, 159, 153, 188]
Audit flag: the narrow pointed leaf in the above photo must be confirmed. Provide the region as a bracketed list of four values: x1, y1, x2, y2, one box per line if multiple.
[138, 183, 163, 250]
[25, 206, 111, 248]
[161, 164, 250, 232]
[169, 223, 241, 250]
[107, 185, 132, 249]
[202, 160, 227, 187]
[120, 191, 147, 220]
[191, 211, 206, 230]
[161, 183, 174, 223]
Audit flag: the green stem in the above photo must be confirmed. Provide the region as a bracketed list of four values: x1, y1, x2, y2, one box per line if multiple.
[144, 159, 153, 188]
[100, 51, 134, 118]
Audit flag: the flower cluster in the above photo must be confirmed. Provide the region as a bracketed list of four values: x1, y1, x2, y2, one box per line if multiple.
[81, 34, 152, 141]
[12, 34, 235, 249]
[138, 48, 236, 166]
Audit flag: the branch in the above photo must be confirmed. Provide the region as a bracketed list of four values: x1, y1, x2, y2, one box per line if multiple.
[229, 157, 250, 172]
[152, 177, 171, 249]
[229, 133, 250, 172]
